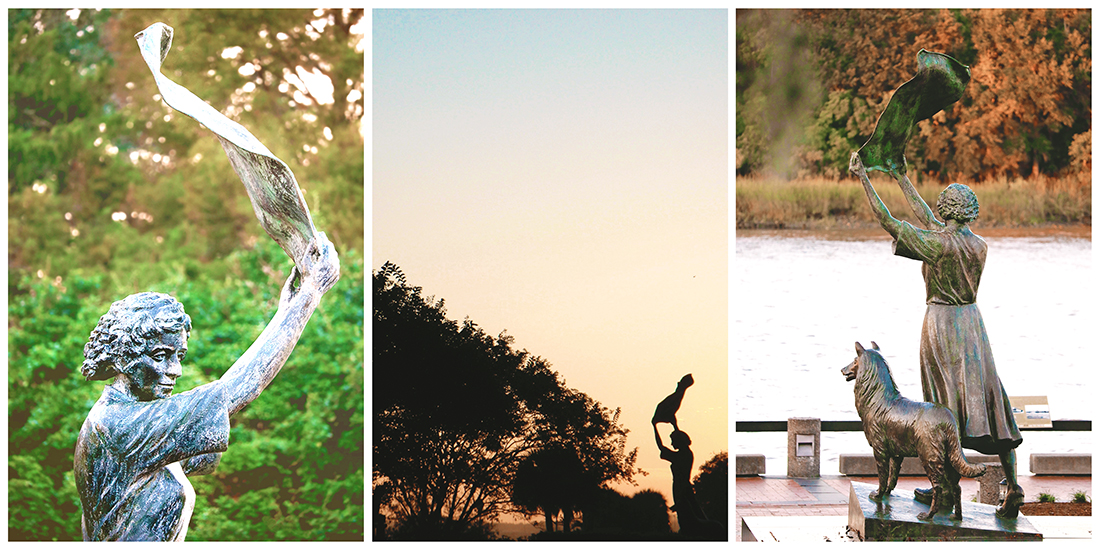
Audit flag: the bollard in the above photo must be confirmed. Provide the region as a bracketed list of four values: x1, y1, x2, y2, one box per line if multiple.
[787, 417, 820, 478]
[979, 463, 1006, 505]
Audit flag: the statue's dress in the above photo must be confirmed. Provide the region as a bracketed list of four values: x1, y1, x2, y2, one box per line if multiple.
[75, 382, 230, 541]
[893, 222, 1022, 455]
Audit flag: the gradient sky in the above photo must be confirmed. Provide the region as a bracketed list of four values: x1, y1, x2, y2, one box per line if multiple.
[373, 9, 728, 504]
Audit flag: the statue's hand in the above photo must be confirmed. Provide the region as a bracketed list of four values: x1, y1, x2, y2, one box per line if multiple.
[848, 152, 866, 177]
[280, 232, 340, 308]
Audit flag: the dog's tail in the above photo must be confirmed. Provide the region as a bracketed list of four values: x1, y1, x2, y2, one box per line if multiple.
[947, 432, 986, 478]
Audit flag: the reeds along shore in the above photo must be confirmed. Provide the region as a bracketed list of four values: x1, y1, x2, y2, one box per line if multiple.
[736, 174, 1092, 230]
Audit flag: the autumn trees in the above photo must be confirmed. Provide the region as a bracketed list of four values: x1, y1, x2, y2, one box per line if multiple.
[736, 8, 1091, 182]
[373, 263, 640, 539]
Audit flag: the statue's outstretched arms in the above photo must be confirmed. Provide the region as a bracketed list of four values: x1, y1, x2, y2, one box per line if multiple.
[849, 153, 902, 238]
[220, 233, 340, 416]
[893, 172, 943, 229]
[653, 423, 672, 459]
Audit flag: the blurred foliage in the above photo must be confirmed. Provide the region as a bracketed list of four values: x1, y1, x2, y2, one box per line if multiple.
[736, 8, 1091, 183]
[736, 174, 1091, 229]
[8, 8, 364, 541]
[9, 8, 364, 289]
[373, 263, 640, 540]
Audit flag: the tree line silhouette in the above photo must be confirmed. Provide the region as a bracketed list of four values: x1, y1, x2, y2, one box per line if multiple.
[373, 263, 727, 540]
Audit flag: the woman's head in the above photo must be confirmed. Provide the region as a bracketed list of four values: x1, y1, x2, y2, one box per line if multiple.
[82, 292, 192, 382]
[937, 183, 980, 224]
[670, 430, 692, 450]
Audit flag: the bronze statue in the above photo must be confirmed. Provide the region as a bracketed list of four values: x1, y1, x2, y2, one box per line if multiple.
[849, 49, 1024, 519]
[74, 23, 340, 541]
[842, 342, 986, 521]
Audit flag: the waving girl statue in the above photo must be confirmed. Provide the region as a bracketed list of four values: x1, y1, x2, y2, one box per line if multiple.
[848, 50, 1024, 519]
[74, 23, 341, 541]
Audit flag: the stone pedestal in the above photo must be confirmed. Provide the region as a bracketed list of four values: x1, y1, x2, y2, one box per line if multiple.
[978, 463, 1006, 505]
[786, 417, 820, 478]
[847, 481, 1042, 541]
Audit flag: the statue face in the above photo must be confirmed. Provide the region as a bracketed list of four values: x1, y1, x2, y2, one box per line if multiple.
[123, 330, 188, 400]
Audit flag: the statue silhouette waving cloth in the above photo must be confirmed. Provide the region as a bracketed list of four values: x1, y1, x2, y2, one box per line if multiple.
[74, 23, 340, 541]
[849, 54, 1023, 515]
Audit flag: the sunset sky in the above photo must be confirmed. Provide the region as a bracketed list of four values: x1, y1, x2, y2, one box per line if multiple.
[373, 9, 728, 502]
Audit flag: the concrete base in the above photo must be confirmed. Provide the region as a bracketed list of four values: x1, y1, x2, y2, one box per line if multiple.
[736, 454, 766, 476]
[848, 481, 1042, 541]
[741, 515, 1089, 543]
[741, 517, 858, 543]
[838, 453, 1000, 476]
[1030, 453, 1091, 475]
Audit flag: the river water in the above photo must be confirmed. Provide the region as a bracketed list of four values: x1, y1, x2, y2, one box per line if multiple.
[734, 227, 1093, 476]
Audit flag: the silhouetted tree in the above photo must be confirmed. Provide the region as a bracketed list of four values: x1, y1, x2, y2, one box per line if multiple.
[373, 263, 639, 538]
[580, 487, 670, 535]
[692, 451, 728, 527]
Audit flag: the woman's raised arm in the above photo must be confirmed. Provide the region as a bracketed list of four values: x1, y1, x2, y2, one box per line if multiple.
[893, 172, 943, 229]
[219, 233, 340, 415]
[850, 152, 902, 238]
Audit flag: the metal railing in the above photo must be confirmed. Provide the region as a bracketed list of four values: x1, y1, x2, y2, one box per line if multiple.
[736, 420, 1091, 432]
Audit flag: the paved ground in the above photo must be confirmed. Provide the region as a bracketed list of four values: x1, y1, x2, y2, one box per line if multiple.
[736, 475, 1091, 542]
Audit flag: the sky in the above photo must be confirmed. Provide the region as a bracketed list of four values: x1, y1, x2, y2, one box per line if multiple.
[373, 9, 728, 504]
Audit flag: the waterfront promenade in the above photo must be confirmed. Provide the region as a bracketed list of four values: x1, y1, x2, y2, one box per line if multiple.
[736, 474, 1091, 542]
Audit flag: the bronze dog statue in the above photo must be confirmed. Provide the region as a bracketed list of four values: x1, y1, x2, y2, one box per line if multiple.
[842, 342, 985, 521]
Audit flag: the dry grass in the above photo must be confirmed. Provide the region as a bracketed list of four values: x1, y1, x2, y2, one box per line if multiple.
[735, 174, 1092, 229]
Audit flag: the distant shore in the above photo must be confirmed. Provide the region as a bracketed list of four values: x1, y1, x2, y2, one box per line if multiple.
[736, 175, 1092, 231]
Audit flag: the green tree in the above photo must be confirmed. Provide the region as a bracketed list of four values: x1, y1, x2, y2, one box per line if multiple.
[373, 263, 639, 539]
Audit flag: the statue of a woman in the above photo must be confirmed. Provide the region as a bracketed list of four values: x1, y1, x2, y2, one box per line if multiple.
[849, 152, 1024, 518]
[74, 235, 339, 541]
[653, 424, 724, 539]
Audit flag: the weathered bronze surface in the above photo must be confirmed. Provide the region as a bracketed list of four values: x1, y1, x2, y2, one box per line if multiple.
[135, 22, 319, 275]
[849, 50, 1025, 519]
[856, 49, 970, 176]
[74, 23, 341, 542]
[842, 342, 985, 521]
[653, 375, 724, 540]
[848, 482, 1042, 541]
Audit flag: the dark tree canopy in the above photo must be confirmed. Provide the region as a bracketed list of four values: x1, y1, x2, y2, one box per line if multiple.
[373, 262, 639, 539]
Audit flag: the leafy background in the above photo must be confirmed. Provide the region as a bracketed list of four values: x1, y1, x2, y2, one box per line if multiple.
[8, 8, 364, 541]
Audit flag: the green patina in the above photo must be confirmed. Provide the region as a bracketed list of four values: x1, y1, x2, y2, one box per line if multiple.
[857, 50, 970, 176]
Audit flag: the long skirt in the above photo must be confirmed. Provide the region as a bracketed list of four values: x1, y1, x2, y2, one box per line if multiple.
[920, 303, 1022, 455]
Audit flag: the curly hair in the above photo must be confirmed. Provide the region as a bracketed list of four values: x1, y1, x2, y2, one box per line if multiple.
[937, 183, 980, 223]
[82, 292, 192, 381]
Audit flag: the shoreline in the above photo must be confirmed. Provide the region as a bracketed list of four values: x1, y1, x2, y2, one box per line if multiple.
[737, 223, 1092, 241]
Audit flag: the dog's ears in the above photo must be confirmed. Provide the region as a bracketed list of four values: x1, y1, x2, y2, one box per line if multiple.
[855, 341, 865, 356]
[871, 341, 880, 351]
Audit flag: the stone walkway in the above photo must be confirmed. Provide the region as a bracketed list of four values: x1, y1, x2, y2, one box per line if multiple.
[736, 475, 1091, 542]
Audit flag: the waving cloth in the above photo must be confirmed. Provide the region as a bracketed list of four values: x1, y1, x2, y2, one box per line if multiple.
[857, 49, 970, 176]
[135, 22, 318, 273]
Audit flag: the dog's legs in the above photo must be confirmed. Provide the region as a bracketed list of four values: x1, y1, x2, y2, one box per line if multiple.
[886, 456, 901, 495]
[917, 462, 945, 521]
[869, 452, 890, 500]
[948, 467, 963, 520]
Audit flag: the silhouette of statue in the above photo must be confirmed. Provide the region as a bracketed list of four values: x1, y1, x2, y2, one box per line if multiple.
[652, 375, 724, 540]
[73, 23, 341, 541]
[652, 373, 693, 430]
